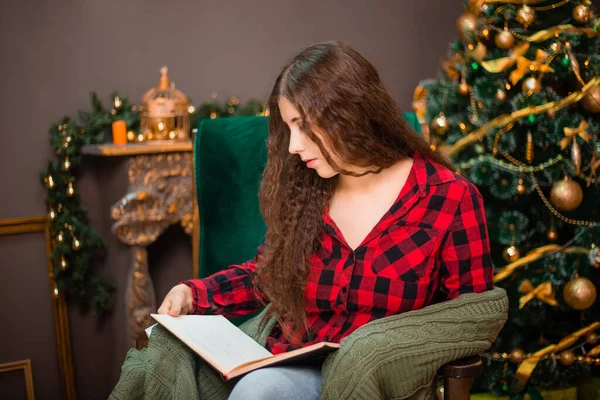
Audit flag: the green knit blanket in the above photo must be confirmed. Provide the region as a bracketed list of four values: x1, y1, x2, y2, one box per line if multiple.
[109, 287, 507, 400]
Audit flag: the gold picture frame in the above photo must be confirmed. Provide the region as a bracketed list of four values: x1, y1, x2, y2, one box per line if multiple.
[0, 216, 76, 399]
[0, 359, 35, 400]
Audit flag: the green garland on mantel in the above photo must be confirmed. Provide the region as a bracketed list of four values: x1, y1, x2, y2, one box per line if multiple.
[41, 91, 265, 316]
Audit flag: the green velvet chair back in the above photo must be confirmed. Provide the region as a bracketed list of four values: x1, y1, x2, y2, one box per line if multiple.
[194, 116, 269, 279]
[194, 113, 422, 324]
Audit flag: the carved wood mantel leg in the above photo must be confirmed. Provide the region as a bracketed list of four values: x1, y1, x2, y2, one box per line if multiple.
[125, 246, 156, 347]
[111, 152, 193, 348]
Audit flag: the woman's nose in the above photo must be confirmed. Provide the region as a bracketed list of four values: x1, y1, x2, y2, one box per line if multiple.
[288, 129, 304, 154]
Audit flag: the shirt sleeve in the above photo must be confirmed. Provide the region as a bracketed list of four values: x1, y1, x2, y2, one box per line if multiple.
[439, 182, 494, 299]
[181, 246, 268, 318]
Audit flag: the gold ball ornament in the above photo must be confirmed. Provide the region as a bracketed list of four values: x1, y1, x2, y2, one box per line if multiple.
[581, 84, 600, 113]
[573, 5, 593, 24]
[510, 348, 525, 363]
[546, 226, 558, 241]
[550, 177, 583, 212]
[516, 5, 536, 28]
[589, 246, 600, 268]
[495, 30, 515, 50]
[496, 89, 507, 102]
[522, 77, 542, 94]
[503, 245, 521, 263]
[457, 11, 479, 39]
[564, 276, 597, 310]
[586, 332, 599, 345]
[559, 351, 576, 366]
[432, 113, 450, 135]
[458, 81, 470, 96]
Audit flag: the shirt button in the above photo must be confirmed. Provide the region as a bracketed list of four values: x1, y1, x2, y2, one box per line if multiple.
[341, 287, 347, 293]
[324, 335, 329, 341]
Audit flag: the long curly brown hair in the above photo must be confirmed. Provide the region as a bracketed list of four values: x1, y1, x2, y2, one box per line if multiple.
[254, 41, 453, 341]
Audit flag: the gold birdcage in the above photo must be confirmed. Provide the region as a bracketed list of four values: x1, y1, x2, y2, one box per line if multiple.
[140, 66, 190, 141]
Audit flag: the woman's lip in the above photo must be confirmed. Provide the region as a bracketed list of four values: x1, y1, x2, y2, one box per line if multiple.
[305, 159, 317, 167]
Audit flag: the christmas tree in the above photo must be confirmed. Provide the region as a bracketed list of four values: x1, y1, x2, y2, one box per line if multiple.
[415, 0, 600, 396]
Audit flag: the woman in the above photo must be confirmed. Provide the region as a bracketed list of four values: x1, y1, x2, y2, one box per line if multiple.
[158, 41, 494, 399]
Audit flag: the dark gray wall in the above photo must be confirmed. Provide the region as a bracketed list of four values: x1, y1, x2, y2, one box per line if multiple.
[1, 0, 547, 398]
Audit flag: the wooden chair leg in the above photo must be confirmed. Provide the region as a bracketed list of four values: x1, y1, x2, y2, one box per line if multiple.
[443, 376, 473, 400]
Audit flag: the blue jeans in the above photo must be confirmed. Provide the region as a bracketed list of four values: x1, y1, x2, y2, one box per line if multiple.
[228, 365, 322, 400]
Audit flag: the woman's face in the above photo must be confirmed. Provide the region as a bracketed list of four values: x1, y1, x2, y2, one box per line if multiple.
[278, 97, 339, 179]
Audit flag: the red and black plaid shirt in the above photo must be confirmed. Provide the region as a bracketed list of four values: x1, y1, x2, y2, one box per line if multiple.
[183, 153, 494, 355]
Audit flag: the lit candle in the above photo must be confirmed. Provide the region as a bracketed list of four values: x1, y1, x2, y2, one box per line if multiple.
[112, 120, 127, 145]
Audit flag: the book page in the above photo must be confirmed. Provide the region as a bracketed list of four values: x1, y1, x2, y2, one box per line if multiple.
[145, 323, 157, 338]
[150, 314, 273, 374]
[228, 341, 340, 380]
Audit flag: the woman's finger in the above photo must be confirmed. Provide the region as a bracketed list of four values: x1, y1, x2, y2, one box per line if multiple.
[157, 299, 171, 315]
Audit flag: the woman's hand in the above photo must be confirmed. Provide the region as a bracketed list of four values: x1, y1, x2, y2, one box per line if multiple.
[157, 284, 193, 316]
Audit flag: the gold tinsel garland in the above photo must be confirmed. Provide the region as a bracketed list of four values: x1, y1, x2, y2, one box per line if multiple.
[495, 244, 560, 282]
[442, 77, 600, 157]
[484, 324, 600, 389]
[428, 23, 600, 157]
[515, 322, 600, 386]
[494, 239, 597, 283]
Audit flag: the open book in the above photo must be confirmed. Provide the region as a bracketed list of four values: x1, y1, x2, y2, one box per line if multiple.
[149, 314, 340, 380]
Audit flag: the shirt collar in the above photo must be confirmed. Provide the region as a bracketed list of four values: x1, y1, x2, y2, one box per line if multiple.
[412, 152, 456, 198]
